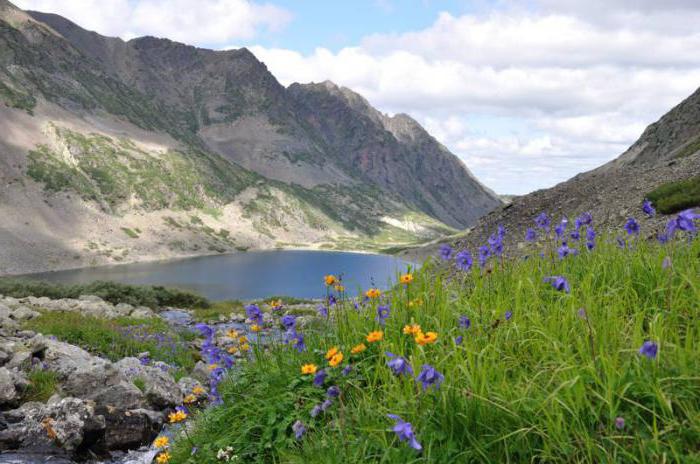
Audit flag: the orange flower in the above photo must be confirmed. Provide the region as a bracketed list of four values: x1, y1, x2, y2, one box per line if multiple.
[351, 343, 367, 354]
[226, 329, 239, 339]
[183, 394, 197, 404]
[366, 330, 383, 343]
[334, 284, 345, 292]
[365, 288, 381, 299]
[207, 363, 218, 371]
[168, 410, 187, 423]
[153, 436, 169, 449]
[240, 343, 250, 352]
[238, 336, 248, 344]
[250, 324, 262, 333]
[156, 451, 171, 463]
[325, 346, 339, 360]
[403, 324, 421, 335]
[324, 275, 336, 286]
[415, 331, 438, 346]
[329, 352, 344, 367]
[192, 385, 206, 396]
[227, 346, 238, 354]
[301, 363, 318, 375]
[399, 273, 414, 285]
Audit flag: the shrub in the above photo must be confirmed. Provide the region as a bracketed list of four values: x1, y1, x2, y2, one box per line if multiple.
[647, 175, 700, 214]
[0, 279, 210, 309]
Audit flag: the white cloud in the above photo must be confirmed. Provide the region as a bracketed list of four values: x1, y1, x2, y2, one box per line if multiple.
[13, 0, 292, 43]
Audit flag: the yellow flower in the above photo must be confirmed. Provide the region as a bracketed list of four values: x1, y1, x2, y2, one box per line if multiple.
[351, 343, 367, 354]
[240, 343, 250, 352]
[399, 273, 414, 285]
[408, 298, 423, 308]
[415, 331, 438, 346]
[192, 385, 206, 396]
[153, 436, 169, 449]
[365, 288, 381, 299]
[329, 352, 344, 367]
[156, 451, 171, 464]
[226, 329, 239, 339]
[183, 394, 197, 404]
[325, 346, 339, 360]
[250, 324, 262, 333]
[301, 363, 318, 375]
[207, 363, 218, 371]
[403, 324, 421, 335]
[324, 275, 336, 286]
[168, 410, 187, 423]
[366, 330, 383, 343]
[227, 346, 238, 354]
[334, 284, 345, 292]
[238, 336, 248, 344]
[269, 299, 283, 309]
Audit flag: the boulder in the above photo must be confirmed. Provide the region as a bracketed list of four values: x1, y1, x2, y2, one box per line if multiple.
[177, 376, 204, 397]
[98, 406, 163, 451]
[0, 367, 21, 406]
[114, 358, 181, 409]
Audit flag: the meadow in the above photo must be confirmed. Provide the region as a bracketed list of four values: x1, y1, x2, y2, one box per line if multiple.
[161, 208, 699, 464]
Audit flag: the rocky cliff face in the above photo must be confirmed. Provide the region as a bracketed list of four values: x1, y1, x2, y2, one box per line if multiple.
[0, 0, 500, 274]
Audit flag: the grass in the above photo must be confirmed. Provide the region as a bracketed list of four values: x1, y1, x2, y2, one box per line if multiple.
[23, 312, 198, 373]
[647, 175, 700, 214]
[0, 279, 210, 309]
[170, 232, 700, 463]
[21, 370, 59, 403]
[121, 227, 140, 238]
[191, 300, 245, 322]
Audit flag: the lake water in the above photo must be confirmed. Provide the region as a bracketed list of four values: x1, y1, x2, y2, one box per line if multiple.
[19, 250, 416, 301]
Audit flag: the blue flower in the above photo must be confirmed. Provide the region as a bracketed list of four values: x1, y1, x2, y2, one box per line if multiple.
[386, 352, 413, 376]
[387, 414, 422, 450]
[525, 228, 537, 242]
[478, 245, 490, 268]
[281, 315, 296, 330]
[458, 315, 471, 329]
[505, 311, 513, 321]
[642, 199, 656, 217]
[416, 364, 444, 391]
[328, 295, 337, 306]
[194, 323, 214, 339]
[341, 364, 353, 376]
[535, 212, 550, 230]
[454, 250, 473, 271]
[586, 227, 596, 241]
[439, 244, 453, 260]
[313, 369, 327, 387]
[455, 335, 463, 345]
[291, 332, 306, 352]
[292, 420, 306, 440]
[577, 212, 593, 226]
[376, 305, 391, 325]
[558, 242, 578, 259]
[554, 217, 568, 237]
[317, 304, 328, 318]
[245, 304, 263, 325]
[570, 230, 580, 241]
[327, 386, 340, 398]
[638, 341, 658, 359]
[544, 275, 570, 293]
[624, 218, 640, 235]
[310, 404, 322, 418]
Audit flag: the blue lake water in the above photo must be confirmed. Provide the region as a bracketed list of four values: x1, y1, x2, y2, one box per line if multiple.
[19, 250, 416, 301]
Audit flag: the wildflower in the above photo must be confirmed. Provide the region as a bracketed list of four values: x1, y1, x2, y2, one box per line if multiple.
[310, 404, 322, 418]
[415, 331, 438, 346]
[301, 364, 318, 375]
[226, 329, 239, 339]
[586, 227, 596, 241]
[153, 436, 169, 449]
[657, 232, 669, 244]
[327, 386, 340, 398]
[329, 352, 344, 367]
[365, 288, 381, 299]
[525, 228, 537, 242]
[478, 245, 490, 268]
[586, 240, 595, 251]
[403, 324, 421, 335]
[245, 304, 263, 325]
[366, 330, 383, 343]
[156, 452, 171, 463]
[328, 294, 337, 306]
[386, 352, 413, 376]
[458, 315, 471, 329]
[387, 414, 422, 450]
[376, 305, 390, 325]
[208, 363, 219, 372]
[638, 341, 658, 359]
[416, 364, 444, 391]
[281, 315, 296, 330]
[324, 275, 336, 286]
[455, 335, 463, 345]
[616, 236, 626, 248]
[439, 244, 453, 260]
[183, 394, 197, 404]
[250, 324, 262, 333]
[269, 299, 283, 311]
[577, 308, 587, 319]
[317, 304, 328, 318]
[505, 311, 513, 321]
[240, 343, 250, 352]
[192, 385, 206, 396]
[290, 333, 305, 352]
[351, 343, 367, 354]
[544, 276, 570, 293]
[454, 250, 473, 271]
[554, 217, 568, 237]
[570, 230, 580, 241]
[334, 284, 345, 292]
[313, 369, 327, 387]
[399, 273, 414, 284]
[408, 298, 423, 308]
[195, 323, 214, 339]
[577, 212, 593, 226]
[489, 233, 504, 256]
[558, 241, 577, 259]
[168, 410, 187, 423]
[238, 336, 248, 344]
[325, 347, 339, 360]
[341, 364, 353, 376]
[642, 199, 656, 217]
[292, 420, 306, 440]
[320, 399, 333, 411]
[662, 256, 672, 270]
[677, 208, 700, 233]
[615, 417, 625, 430]
[624, 217, 640, 235]
[535, 212, 550, 230]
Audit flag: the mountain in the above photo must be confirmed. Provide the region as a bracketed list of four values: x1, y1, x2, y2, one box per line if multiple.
[0, 0, 500, 275]
[410, 86, 700, 259]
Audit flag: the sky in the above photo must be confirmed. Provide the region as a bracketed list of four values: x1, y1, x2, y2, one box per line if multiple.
[13, 0, 700, 194]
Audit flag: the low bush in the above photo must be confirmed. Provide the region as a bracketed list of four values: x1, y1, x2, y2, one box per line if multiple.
[647, 175, 700, 214]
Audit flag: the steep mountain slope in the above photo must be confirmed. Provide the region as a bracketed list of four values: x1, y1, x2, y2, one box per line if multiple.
[0, 0, 498, 274]
[404, 86, 700, 260]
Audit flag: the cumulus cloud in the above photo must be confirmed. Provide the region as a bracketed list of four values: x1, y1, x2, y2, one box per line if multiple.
[13, 0, 292, 43]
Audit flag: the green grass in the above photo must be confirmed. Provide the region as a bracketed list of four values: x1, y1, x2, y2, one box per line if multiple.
[23, 312, 198, 372]
[0, 279, 209, 309]
[675, 137, 700, 159]
[191, 300, 245, 322]
[647, 175, 700, 214]
[21, 370, 59, 403]
[170, 235, 700, 463]
[121, 227, 140, 238]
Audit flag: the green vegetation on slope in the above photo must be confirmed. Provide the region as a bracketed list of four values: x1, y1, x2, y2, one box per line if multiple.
[171, 235, 699, 463]
[21, 370, 59, 403]
[647, 175, 700, 214]
[0, 279, 209, 309]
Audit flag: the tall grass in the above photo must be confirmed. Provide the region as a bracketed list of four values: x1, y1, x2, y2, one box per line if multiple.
[170, 233, 699, 463]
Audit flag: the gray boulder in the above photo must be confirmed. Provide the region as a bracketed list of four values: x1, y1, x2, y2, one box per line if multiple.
[115, 358, 181, 409]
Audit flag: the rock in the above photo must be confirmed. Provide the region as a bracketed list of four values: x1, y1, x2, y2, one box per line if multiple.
[177, 376, 203, 397]
[0, 367, 21, 406]
[98, 406, 162, 451]
[78, 295, 104, 303]
[0, 348, 10, 366]
[115, 358, 181, 409]
[130, 307, 155, 319]
[191, 361, 210, 383]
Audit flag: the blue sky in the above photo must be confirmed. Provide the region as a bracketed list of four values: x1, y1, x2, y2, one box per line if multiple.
[14, 0, 700, 194]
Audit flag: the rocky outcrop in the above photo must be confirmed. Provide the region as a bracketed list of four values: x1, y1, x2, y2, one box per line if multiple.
[0, 295, 156, 321]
